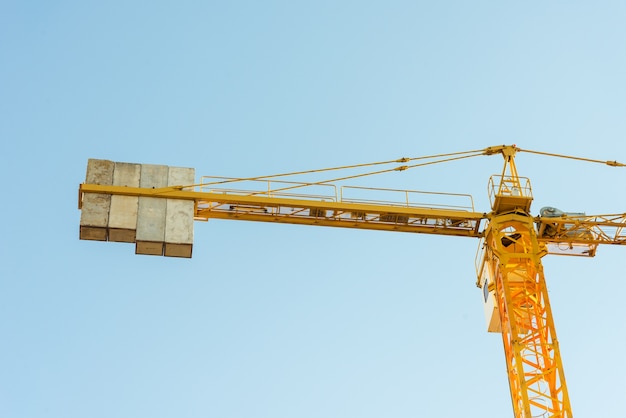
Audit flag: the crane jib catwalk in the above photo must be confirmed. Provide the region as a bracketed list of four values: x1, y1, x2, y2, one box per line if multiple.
[78, 145, 626, 418]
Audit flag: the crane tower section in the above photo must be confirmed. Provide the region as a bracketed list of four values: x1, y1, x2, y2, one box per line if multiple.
[477, 147, 572, 417]
[479, 215, 571, 417]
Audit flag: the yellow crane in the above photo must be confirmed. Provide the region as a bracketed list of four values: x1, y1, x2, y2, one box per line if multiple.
[78, 145, 626, 418]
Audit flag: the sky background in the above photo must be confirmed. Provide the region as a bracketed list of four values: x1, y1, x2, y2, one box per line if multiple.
[2, 1, 626, 417]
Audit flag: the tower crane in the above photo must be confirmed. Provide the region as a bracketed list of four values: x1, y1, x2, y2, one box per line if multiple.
[78, 145, 626, 418]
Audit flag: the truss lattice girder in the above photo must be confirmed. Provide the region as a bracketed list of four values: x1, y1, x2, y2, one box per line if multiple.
[80, 184, 626, 248]
[485, 213, 572, 418]
[79, 183, 486, 238]
[536, 213, 626, 246]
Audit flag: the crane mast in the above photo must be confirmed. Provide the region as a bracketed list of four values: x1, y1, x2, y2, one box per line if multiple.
[482, 214, 571, 417]
[77, 145, 625, 418]
[479, 146, 572, 417]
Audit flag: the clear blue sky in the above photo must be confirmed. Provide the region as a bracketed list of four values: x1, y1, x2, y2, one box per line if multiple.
[2, 2, 625, 417]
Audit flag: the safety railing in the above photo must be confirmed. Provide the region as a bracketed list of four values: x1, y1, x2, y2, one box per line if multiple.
[488, 175, 532, 203]
[340, 185, 476, 211]
[199, 176, 338, 202]
[199, 177, 476, 212]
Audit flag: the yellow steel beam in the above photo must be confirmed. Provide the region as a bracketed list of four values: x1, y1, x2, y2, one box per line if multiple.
[79, 183, 626, 246]
[204, 208, 483, 237]
[79, 183, 486, 238]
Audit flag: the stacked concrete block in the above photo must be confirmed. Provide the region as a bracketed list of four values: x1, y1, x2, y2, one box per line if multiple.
[108, 162, 140, 242]
[135, 164, 169, 256]
[165, 167, 195, 258]
[80, 159, 114, 241]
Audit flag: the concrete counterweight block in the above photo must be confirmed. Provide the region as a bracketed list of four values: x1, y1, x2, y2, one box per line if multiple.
[135, 164, 169, 255]
[164, 167, 195, 258]
[80, 159, 114, 241]
[108, 162, 140, 242]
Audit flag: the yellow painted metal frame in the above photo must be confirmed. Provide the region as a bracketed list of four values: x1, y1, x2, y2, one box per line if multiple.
[482, 148, 573, 417]
[536, 213, 626, 256]
[79, 182, 626, 247]
[79, 183, 486, 238]
[78, 145, 626, 418]
[482, 213, 572, 417]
